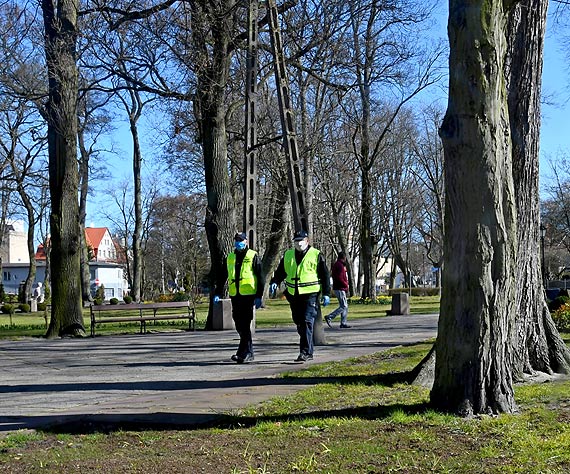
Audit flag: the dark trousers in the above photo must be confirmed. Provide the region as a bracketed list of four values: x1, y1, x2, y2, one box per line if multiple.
[230, 295, 255, 357]
[285, 292, 318, 356]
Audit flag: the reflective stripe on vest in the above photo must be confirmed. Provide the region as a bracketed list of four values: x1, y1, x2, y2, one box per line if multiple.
[227, 249, 258, 296]
[284, 247, 321, 295]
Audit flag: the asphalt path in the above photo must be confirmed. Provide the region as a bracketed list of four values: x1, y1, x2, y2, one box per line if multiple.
[0, 313, 438, 433]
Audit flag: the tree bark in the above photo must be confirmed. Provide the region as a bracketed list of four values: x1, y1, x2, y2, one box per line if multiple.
[78, 123, 93, 305]
[433, 0, 517, 415]
[505, 0, 570, 378]
[191, 0, 237, 329]
[130, 113, 143, 302]
[43, 0, 84, 338]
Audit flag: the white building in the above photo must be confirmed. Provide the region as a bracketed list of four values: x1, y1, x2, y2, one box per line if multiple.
[0, 221, 29, 264]
[1, 226, 128, 301]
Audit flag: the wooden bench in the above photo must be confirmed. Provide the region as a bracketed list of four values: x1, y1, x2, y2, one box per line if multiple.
[90, 301, 195, 337]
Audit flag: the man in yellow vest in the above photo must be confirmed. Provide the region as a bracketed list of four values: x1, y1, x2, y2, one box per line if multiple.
[215, 232, 264, 363]
[270, 230, 330, 362]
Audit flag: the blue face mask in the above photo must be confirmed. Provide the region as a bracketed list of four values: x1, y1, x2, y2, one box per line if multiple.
[235, 241, 247, 251]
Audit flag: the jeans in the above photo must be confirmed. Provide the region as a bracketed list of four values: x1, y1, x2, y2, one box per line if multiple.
[327, 290, 348, 325]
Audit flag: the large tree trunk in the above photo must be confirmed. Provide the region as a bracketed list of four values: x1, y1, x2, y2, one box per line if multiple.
[191, 0, 237, 329]
[43, 0, 85, 338]
[506, 0, 570, 377]
[433, 0, 517, 415]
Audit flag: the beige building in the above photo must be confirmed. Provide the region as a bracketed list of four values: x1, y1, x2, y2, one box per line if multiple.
[0, 221, 29, 264]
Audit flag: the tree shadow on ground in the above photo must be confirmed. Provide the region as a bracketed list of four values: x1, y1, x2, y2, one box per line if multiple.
[28, 370, 432, 435]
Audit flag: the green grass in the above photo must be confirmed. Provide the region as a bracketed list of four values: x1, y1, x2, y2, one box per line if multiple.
[1, 340, 570, 473]
[0, 295, 440, 337]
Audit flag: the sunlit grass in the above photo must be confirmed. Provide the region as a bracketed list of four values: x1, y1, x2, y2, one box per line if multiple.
[1, 340, 570, 473]
[0, 295, 439, 337]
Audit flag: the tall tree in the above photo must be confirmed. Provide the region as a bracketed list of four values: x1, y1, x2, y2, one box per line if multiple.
[42, 0, 84, 337]
[505, 0, 570, 377]
[433, 0, 518, 415]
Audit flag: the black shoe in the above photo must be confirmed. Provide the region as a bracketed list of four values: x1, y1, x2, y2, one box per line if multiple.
[236, 353, 254, 364]
[324, 316, 332, 328]
[340, 324, 352, 328]
[231, 354, 239, 362]
[295, 353, 313, 362]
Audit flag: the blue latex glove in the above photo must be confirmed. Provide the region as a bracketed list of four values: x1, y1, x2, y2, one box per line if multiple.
[270, 283, 278, 295]
[213, 295, 220, 303]
[322, 295, 330, 307]
[254, 298, 262, 309]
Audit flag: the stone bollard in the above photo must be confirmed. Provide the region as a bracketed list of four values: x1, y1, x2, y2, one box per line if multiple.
[390, 293, 410, 315]
[313, 302, 326, 345]
[212, 298, 234, 330]
[211, 298, 256, 333]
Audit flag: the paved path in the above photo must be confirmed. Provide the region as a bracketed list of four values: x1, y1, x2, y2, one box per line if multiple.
[0, 314, 438, 433]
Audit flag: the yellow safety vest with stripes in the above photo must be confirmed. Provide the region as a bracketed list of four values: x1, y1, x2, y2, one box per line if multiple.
[284, 247, 321, 295]
[227, 249, 258, 296]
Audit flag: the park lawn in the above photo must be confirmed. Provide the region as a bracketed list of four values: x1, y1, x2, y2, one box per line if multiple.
[1, 339, 570, 473]
[0, 295, 440, 337]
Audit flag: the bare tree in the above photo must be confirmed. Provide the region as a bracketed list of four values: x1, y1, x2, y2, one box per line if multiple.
[42, 0, 84, 337]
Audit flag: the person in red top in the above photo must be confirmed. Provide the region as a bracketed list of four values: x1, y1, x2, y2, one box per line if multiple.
[324, 252, 351, 328]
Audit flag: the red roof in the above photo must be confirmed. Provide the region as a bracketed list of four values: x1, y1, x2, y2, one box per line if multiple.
[35, 228, 112, 261]
[85, 228, 107, 249]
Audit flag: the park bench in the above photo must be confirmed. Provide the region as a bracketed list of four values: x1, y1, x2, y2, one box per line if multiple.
[90, 301, 195, 337]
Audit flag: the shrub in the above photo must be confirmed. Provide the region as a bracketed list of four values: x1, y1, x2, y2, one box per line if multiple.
[552, 303, 570, 332]
[109, 298, 119, 305]
[18, 303, 30, 313]
[172, 292, 190, 302]
[156, 294, 174, 303]
[1, 304, 15, 314]
[350, 295, 391, 305]
[548, 295, 570, 312]
[123, 295, 133, 304]
[94, 285, 105, 302]
[94, 298, 103, 306]
[37, 302, 47, 311]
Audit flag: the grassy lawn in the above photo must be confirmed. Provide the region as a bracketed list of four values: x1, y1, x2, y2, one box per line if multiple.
[1, 339, 569, 473]
[0, 295, 440, 338]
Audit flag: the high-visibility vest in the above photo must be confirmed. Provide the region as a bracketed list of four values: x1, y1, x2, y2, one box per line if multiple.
[227, 249, 257, 296]
[284, 247, 321, 295]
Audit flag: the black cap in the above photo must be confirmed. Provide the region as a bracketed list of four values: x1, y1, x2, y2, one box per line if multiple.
[292, 230, 309, 241]
[234, 232, 247, 242]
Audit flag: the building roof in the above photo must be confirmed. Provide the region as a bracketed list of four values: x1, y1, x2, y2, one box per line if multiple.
[35, 228, 114, 261]
[85, 228, 108, 249]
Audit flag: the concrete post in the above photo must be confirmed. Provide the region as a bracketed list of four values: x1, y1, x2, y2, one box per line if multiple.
[390, 293, 410, 315]
[313, 303, 326, 345]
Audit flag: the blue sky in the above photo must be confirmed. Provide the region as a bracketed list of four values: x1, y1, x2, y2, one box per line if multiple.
[541, 13, 569, 176]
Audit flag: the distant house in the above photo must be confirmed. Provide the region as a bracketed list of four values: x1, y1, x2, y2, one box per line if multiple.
[3, 227, 128, 300]
[0, 221, 30, 264]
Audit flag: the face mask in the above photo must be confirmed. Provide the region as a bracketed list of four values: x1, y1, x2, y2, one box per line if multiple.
[294, 240, 308, 252]
[235, 241, 247, 251]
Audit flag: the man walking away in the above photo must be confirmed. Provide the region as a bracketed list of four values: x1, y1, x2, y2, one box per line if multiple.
[325, 252, 351, 328]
